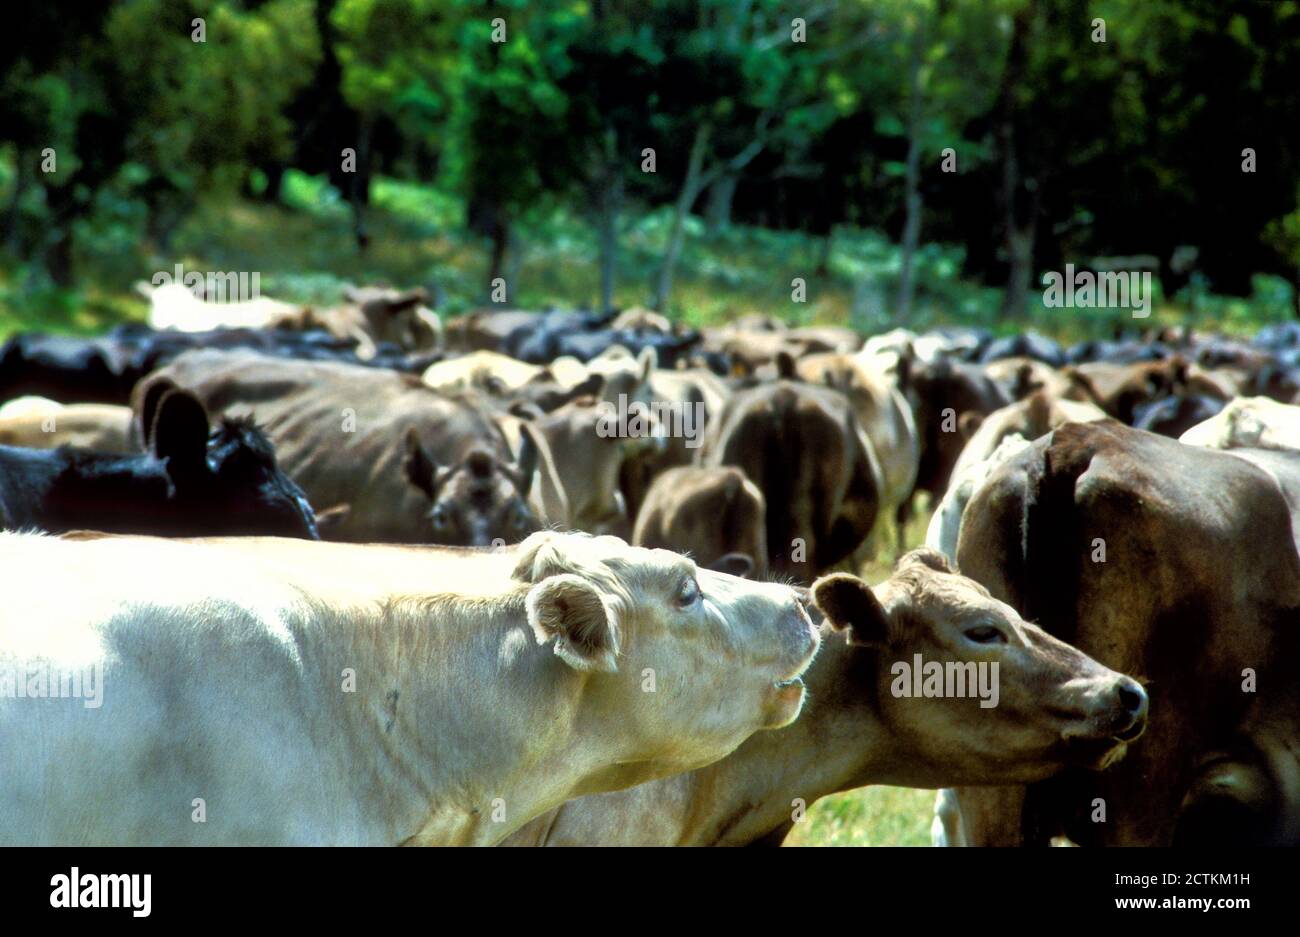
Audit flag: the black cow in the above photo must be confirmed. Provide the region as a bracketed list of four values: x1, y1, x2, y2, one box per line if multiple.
[979, 331, 1065, 368]
[0, 327, 434, 406]
[0, 384, 318, 538]
[552, 328, 700, 368]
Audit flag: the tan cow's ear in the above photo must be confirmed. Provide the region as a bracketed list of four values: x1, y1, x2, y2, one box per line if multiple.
[897, 548, 955, 575]
[526, 574, 619, 673]
[958, 410, 984, 440]
[811, 573, 888, 647]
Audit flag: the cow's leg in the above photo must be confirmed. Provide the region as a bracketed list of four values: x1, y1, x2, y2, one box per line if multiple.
[931, 788, 967, 846]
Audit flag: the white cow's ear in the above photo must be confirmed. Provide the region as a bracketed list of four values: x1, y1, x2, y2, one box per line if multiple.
[811, 573, 889, 647]
[526, 574, 619, 673]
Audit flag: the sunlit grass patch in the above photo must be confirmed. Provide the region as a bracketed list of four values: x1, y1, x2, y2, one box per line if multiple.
[785, 785, 935, 847]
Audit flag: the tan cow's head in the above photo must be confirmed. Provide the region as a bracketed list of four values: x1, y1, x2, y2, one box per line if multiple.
[403, 426, 541, 546]
[513, 533, 820, 786]
[812, 550, 1148, 786]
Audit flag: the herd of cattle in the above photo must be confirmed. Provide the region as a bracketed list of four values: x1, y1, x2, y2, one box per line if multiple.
[2, 280, 1299, 846]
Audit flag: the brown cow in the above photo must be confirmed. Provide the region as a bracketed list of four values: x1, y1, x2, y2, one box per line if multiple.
[946, 421, 1300, 846]
[904, 356, 1009, 500]
[632, 466, 768, 577]
[1062, 355, 1229, 424]
[696, 379, 883, 580]
[299, 285, 441, 357]
[503, 550, 1148, 846]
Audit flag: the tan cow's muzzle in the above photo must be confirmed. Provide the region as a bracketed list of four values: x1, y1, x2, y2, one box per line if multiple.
[1060, 674, 1149, 767]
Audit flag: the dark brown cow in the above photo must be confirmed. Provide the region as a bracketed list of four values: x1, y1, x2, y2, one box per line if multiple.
[632, 466, 768, 577]
[1063, 355, 1233, 424]
[949, 420, 1300, 846]
[905, 356, 1009, 500]
[135, 350, 565, 545]
[696, 379, 882, 580]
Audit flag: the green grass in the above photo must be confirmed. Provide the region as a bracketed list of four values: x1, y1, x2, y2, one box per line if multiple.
[787, 785, 936, 847]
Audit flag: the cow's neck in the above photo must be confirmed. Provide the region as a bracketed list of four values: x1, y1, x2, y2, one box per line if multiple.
[323, 593, 621, 847]
[663, 630, 898, 846]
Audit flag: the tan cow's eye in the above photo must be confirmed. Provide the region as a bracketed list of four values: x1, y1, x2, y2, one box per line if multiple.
[676, 579, 700, 608]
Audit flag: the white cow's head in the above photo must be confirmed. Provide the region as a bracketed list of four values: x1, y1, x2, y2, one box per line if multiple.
[513, 532, 819, 784]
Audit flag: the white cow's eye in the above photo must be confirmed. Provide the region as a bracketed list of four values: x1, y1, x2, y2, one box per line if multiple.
[964, 624, 1007, 645]
[676, 579, 700, 608]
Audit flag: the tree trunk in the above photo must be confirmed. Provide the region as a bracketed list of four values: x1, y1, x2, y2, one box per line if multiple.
[895, 14, 927, 322]
[598, 174, 622, 313]
[3, 153, 26, 254]
[505, 227, 523, 295]
[705, 172, 738, 234]
[263, 163, 286, 203]
[653, 122, 712, 312]
[816, 226, 835, 277]
[1003, 222, 1037, 320]
[488, 217, 510, 290]
[350, 120, 372, 251]
[44, 229, 74, 287]
[995, 2, 1037, 320]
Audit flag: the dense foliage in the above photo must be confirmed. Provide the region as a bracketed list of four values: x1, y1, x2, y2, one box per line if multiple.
[2, 0, 1298, 326]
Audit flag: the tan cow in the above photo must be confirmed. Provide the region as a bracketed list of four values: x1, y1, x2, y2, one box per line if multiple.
[299, 285, 442, 357]
[423, 350, 552, 393]
[0, 397, 134, 453]
[504, 549, 1147, 846]
[926, 432, 1031, 564]
[533, 397, 633, 537]
[797, 350, 920, 553]
[0, 530, 819, 845]
[949, 391, 1105, 482]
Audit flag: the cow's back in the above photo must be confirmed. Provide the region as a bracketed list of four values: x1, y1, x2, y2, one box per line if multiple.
[956, 421, 1300, 845]
[141, 351, 509, 541]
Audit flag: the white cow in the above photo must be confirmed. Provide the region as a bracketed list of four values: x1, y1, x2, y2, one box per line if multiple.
[926, 433, 1032, 565]
[0, 531, 818, 846]
[141, 282, 305, 332]
[1179, 396, 1300, 453]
